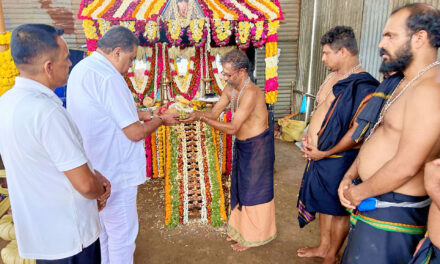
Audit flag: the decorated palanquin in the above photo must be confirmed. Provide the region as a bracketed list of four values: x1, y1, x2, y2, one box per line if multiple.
[77, 0, 283, 227]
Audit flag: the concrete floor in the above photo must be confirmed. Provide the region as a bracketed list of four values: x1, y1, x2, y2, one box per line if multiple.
[134, 139, 323, 264]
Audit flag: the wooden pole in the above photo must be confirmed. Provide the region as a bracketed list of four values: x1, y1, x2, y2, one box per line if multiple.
[0, 0, 7, 52]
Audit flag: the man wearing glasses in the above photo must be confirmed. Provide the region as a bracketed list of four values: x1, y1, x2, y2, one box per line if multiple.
[183, 49, 276, 251]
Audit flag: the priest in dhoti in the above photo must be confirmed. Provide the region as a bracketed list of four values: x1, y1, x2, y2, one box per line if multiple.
[183, 49, 276, 251]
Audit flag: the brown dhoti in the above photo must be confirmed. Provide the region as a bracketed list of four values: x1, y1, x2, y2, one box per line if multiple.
[227, 199, 277, 247]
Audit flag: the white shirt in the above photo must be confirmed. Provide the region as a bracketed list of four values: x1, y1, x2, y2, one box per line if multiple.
[0, 77, 101, 260]
[67, 52, 146, 191]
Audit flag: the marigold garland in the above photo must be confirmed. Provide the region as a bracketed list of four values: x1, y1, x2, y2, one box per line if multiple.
[0, 32, 19, 97]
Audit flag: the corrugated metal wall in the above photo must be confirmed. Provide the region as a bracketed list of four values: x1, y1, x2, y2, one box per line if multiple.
[358, 0, 390, 80]
[294, 0, 364, 121]
[3, 0, 86, 50]
[256, 0, 301, 119]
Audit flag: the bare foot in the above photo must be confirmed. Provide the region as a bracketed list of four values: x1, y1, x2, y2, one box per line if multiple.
[297, 246, 328, 258]
[226, 236, 234, 242]
[231, 243, 249, 252]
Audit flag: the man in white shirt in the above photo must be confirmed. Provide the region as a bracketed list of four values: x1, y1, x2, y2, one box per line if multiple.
[67, 26, 178, 264]
[0, 24, 110, 263]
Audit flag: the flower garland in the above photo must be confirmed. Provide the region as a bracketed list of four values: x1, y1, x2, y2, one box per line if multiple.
[166, 19, 183, 46]
[188, 19, 206, 46]
[203, 124, 227, 225]
[200, 125, 212, 223]
[158, 126, 165, 178]
[165, 126, 180, 227]
[206, 50, 222, 94]
[126, 46, 156, 103]
[145, 134, 153, 179]
[264, 20, 280, 104]
[251, 20, 268, 48]
[235, 21, 253, 49]
[0, 32, 19, 97]
[144, 20, 159, 43]
[225, 110, 233, 175]
[203, 0, 236, 20]
[221, 114, 228, 174]
[150, 131, 158, 178]
[179, 124, 190, 224]
[250, 0, 280, 20]
[155, 43, 164, 102]
[165, 127, 172, 225]
[195, 122, 208, 223]
[211, 20, 233, 46]
[166, 47, 201, 100]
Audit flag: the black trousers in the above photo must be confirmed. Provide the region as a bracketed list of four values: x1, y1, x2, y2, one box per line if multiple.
[36, 239, 100, 264]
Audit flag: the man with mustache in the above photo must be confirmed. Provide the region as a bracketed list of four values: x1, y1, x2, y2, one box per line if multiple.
[296, 26, 378, 264]
[183, 49, 276, 252]
[338, 3, 440, 263]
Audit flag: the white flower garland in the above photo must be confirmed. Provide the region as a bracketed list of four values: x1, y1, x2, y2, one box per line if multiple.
[170, 59, 194, 93]
[113, 0, 132, 18]
[178, 124, 189, 224]
[97, 19, 111, 36]
[90, 0, 113, 19]
[247, 0, 278, 20]
[195, 121, 208, 223]
[230, 0, 258, 20]
[128, 47, 153, 94]
[265, 55, 278, 68]
[144, 20, 158, 41]
[135, 1, 151, 20]
[218, 115, 224, 172]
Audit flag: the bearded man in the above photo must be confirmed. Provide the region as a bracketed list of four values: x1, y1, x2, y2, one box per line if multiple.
[338, 4, 440, 263]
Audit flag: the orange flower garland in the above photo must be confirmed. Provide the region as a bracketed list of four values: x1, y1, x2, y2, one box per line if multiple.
[164, 127, 172, 225]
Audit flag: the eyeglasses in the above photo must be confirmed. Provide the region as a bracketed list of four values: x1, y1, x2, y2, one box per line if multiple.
[220, 69, 239, 78]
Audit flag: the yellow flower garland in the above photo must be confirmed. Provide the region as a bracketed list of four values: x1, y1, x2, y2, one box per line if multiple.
[83, 20, 99, 40]
[189, 19, 205, 43]
[0, 32, 19, 97]
[211, 127, 227, 221]
[0, 31, 12, 45]
[265, 90, 278, 104]
[238, 21, 252, 44]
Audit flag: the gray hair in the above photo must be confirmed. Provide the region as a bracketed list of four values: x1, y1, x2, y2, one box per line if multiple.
[220, 49, 251, 71]
[97, 26, 139, 54]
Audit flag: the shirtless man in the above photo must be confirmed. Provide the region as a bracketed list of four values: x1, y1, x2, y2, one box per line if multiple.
[410, 159, 440, 263]
[184, 49, 276, 251]
[297, 26, 378, 264]
[338, 4, 440, 263]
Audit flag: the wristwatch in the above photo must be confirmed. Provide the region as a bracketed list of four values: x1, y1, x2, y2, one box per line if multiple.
[149, 109, 154, 120]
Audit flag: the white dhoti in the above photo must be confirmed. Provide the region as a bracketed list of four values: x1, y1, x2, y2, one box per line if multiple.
[99, 186, 138, 264]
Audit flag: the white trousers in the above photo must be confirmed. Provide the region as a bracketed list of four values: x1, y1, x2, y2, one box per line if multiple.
[99, 186, 138, 264]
